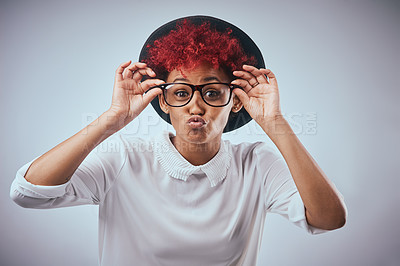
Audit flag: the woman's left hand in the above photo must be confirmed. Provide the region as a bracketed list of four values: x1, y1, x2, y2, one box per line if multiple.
[231, 65, 282, 126]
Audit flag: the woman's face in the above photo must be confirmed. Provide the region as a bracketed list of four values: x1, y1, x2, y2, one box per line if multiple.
[158, 62, 242, 145]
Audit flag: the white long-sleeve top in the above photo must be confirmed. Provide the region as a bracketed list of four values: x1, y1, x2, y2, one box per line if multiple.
[10, 130, 331, 266]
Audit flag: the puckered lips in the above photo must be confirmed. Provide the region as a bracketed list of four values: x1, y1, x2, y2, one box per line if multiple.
[187, 116, 206, 128]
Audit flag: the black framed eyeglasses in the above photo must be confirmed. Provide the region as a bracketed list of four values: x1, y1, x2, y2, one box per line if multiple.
[147, 82, 243, 107]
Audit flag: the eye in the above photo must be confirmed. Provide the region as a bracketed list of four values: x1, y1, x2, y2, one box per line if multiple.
[175, 91, 190, 98]
[204, 90, 220, 98]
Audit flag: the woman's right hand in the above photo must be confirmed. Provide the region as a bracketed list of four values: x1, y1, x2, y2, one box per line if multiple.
[107, 60, 165, 131]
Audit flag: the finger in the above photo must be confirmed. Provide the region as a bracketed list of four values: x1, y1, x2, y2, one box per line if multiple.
[122, 67, 133, 79]
[140, 79, 165, 92]
[123, 62, 148, 79]
[232, 88, 250, 109]
[132, 68, 156, 83]
[142, 87, 162, 107]
[232, 70, 259, 87]
[260, 68, 277, 86]
[243, 65, 269, 84]
[231, 79, 253, 93]
[116, 60, 132, 82]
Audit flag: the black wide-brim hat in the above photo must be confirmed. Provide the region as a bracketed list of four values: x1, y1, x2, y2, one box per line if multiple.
[139, 15, 265, 133]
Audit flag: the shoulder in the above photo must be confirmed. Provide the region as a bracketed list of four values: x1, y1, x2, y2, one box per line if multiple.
[115, 132, 153, 152]
[222, 139, 285, 189]
[91, 132, 153, 163]
[224, 139, 282, 169]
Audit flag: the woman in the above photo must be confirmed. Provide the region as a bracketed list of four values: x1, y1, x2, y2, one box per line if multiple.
[10, 16, 347, 265]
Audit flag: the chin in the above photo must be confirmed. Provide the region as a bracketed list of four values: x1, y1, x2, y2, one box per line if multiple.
[185, 128, 209, 142]
[188, 128, 223, 144]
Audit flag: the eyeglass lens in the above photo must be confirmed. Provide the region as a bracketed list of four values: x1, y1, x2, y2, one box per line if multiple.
[164, 83, 231, 106]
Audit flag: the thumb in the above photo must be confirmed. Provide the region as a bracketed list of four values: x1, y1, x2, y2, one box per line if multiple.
[233, 88, 250, 108]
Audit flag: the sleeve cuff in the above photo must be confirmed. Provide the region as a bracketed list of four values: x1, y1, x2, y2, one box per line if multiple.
[288, 192, 331, 235]
[13, 156, 71, 198]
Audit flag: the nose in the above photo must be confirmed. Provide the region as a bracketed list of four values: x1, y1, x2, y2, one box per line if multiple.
[187, 90, 206, 115]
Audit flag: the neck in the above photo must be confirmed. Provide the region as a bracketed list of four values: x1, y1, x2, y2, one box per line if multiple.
[171, 135, 221, 166]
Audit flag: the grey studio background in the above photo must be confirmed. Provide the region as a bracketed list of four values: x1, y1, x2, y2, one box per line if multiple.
[1, 0, 399, 265]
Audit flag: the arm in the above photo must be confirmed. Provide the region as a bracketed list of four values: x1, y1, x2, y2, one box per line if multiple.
[23, 60, 164, 186]
[232, 65, 347, 230]
[11, 116, 125, 208]
[260, 116, 347, 230]
[24, 111, 120, 186]
[11, 61, 164, 207]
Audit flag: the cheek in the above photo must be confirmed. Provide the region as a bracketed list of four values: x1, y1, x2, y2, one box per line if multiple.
[168, 110, 179, 123]
[168, 110, 188, 128]
[213, 108, 232, 126]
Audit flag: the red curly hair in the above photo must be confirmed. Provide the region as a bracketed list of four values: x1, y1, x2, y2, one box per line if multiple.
[144, 19, 256, 79]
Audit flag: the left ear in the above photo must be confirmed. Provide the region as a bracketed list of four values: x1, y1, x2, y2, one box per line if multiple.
[231, 93, 243, 113]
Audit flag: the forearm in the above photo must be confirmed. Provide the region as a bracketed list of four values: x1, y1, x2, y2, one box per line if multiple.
[261, 116, 347, 230]
[24, 110, 121, 186]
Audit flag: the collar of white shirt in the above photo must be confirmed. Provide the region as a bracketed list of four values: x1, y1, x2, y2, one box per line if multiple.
[152, 130, 232, 187]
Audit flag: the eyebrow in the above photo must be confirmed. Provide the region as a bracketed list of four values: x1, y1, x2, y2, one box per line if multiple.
[172, 76, 222, 83]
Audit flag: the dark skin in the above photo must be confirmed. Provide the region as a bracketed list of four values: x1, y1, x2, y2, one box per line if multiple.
[114, 60, 347, 230]
[158, 62, 243, 166]
[231, 64, 347, 230]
